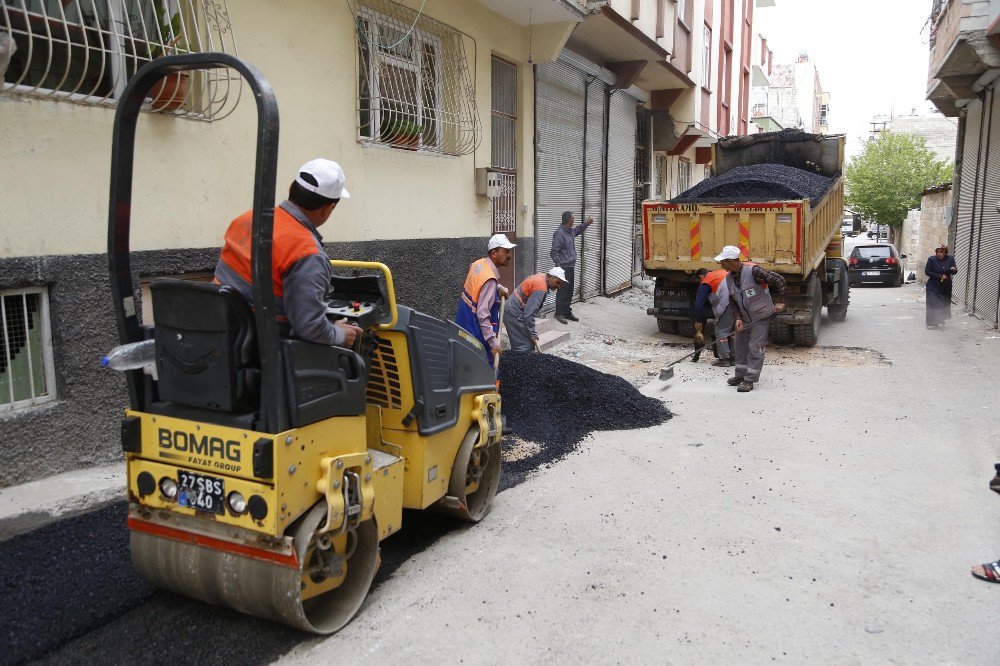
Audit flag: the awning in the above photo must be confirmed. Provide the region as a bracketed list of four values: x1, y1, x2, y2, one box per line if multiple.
[666, 122, 717, 156]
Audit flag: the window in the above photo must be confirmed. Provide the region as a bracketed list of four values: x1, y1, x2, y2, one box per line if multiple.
[678, 158, 692, 194]
[1, 288, 56, 412]
[355, 2, 479, 156]
[702, 25, 712, 89]
[1, 1, 238, 119]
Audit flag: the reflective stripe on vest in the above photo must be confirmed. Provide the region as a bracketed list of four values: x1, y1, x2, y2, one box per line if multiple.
[703, 269, 731, 319]
[461, 257, 497, 312]
[217, 206, 323, 303]
[515, 274, 548, 306]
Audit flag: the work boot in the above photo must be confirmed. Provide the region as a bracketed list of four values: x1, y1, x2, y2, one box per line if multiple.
[736, 381, 754, 392]
[726, 376, 742, 386]
[564, 312, 580, 322]
[712, 358, 733, 367]
[555, 314, 568, 324]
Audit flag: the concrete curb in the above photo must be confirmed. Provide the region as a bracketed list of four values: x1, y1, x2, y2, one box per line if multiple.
[0, 463, 123, 541]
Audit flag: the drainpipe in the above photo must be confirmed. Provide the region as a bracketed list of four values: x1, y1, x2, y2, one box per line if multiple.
[580, 75, 597, 302]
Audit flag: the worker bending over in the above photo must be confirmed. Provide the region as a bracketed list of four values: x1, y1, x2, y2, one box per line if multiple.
[503, 267, 569, 352]
[714, 246, 786, 392]
[693, 268, 736, 366]
[456, 234, 514, 365]
[215, 158, 362, 348]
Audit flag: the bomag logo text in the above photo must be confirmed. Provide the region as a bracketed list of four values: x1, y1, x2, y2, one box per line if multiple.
[158, 428, 241, 462]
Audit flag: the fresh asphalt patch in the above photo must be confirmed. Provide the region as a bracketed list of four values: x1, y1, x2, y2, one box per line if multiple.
[4, 354, 670, 665]
[672, 163, 836, 209]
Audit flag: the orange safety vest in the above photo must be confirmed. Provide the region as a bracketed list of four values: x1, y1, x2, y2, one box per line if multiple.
[217, 206, 323, 300]
[461, 257, 499, 312]
[703, 269, 728, 294]
[514, 273, 548, 305]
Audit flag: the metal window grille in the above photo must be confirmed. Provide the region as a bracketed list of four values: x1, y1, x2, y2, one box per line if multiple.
[353, 0, 480, 155]
[490, 55, 516, 234]
[1, 287, 56, 412]
[1, 0, 240, 120]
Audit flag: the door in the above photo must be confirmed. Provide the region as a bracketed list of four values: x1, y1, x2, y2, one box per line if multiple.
[491, 56, 518, 290]
[604, 91, 639, 294]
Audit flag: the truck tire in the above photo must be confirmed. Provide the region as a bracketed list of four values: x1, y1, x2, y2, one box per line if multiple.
[793, 276, 823, 346]
[657, 319, 678, 335]
[768, 318, 792, 344]
[677, 319, 697, 337]
[827, 260, 850, 322]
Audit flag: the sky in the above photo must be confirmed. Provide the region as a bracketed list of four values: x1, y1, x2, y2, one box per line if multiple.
[755, 0, 944, 160]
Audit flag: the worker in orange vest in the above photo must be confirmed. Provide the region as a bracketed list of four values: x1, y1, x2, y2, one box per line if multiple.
[693, 267, 735, 366]
[503, 267, 569, 352]
[455, 234, 514, 365]
[215, 158, 362, 348]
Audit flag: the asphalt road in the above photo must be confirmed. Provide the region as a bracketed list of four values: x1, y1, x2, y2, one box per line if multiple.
[5, 271, 999, 664]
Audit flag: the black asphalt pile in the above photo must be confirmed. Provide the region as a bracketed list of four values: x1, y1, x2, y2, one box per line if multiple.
[671, 163, 836, 209]
[498, 351, 671, 489]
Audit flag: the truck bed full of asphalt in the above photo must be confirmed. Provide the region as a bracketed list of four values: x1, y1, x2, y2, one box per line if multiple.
[2, 355, 669, 666]
[671, 163, 837, 209]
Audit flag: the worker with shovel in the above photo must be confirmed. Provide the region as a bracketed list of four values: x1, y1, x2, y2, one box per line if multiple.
[456, 234, 514, 366]
[693, 268, 736, 366]
[715, 246, 786, 392]
[504, 267, 569, 352]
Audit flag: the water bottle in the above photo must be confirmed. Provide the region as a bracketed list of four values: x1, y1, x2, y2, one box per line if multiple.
[101, 339, 156, 371]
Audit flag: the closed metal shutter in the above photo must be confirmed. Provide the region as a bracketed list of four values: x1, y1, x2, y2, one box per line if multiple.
[535, 58, 607, 305]
[604, 91, 638, 294]
[953, 98, 983, 309]
[973, 88, 1000, 327]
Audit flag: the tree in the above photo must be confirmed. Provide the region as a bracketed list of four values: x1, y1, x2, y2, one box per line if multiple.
[844, 132, 953, 244]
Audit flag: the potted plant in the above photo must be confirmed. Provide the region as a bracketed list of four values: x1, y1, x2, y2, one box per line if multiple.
[147, 1, 189, 111]
[385, 117, 423, 150]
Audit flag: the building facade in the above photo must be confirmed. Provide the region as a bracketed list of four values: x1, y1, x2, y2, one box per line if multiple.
[926, 0, 1000, 328]
[0, 0, 588, 485]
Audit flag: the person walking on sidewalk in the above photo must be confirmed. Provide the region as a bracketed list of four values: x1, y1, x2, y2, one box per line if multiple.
[715, 246, 786, 392]
[550, 211, 593, 324]
[456, 234, 514, 366]
[503, 268, 569, 352]
[925, 244, 958, 329]
[693, 268, 735, 366]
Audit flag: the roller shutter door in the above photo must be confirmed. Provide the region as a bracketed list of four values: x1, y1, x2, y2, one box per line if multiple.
[953, 98, 983, 310]
[535, 59, 606, 306]
[604, 91, 639, 294]
[973, 88, 1000, 327]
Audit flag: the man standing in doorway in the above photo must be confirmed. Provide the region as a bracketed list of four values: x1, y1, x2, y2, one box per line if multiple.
[456, 233, 514, 366]
[550, 211, 594, 324]
[715, 246, 787, 392]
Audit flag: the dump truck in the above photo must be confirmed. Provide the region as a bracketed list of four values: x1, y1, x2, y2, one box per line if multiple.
[641, 130, 849, 346]
[109, 54, 502, 634]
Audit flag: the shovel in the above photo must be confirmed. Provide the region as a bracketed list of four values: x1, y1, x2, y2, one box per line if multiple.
[658, 338, 723, 381]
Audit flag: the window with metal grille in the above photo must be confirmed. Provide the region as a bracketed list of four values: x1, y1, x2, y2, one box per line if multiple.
[354, 0, 480, 155]
[678, 158, 692, 194]
[1, 288, 56, 412]
[1, 1, 240, 120]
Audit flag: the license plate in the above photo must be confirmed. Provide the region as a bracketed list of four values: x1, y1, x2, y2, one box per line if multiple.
[177, 470, 225, 514]
[863, 271, 881, 276]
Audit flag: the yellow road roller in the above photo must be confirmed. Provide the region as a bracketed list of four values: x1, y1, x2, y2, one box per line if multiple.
[107, 54, 502, 634]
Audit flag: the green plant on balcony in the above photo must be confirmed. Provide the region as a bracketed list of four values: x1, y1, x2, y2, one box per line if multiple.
[384, 117, 424, 150]
[146, 1, 190, 111]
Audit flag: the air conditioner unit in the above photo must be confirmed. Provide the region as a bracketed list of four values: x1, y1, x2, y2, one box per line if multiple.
[475, 168, 503, 199]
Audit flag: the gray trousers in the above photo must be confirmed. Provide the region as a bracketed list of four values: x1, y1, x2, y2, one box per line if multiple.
[504, 305, 536, 352]
[734, 317, 769, 383]
[714, 307, 735, 360]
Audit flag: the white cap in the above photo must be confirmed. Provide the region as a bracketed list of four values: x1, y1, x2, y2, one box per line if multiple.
[547, 266, 568, 283]
[714, 245, 742, 261]
[487, 233, 517, 251]
[296, 158, 350, 200]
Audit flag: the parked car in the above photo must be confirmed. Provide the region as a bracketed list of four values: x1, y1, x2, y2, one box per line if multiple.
[841, 220, 856, 237]
[848, 243, 907, 287]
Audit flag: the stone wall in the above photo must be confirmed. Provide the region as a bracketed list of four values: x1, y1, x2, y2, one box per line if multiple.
[901, 186, 953, 284]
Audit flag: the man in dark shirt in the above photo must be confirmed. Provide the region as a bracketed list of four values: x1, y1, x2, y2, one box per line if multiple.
[715, 246, 787, 392]
[550, 211, 593, 324]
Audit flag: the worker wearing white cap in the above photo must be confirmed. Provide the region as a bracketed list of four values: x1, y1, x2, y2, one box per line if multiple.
[714, 245, 787, 392]
[455, 234, 515, 365]
[503, 268, 569, 352]
[215, 158, 362, 348]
